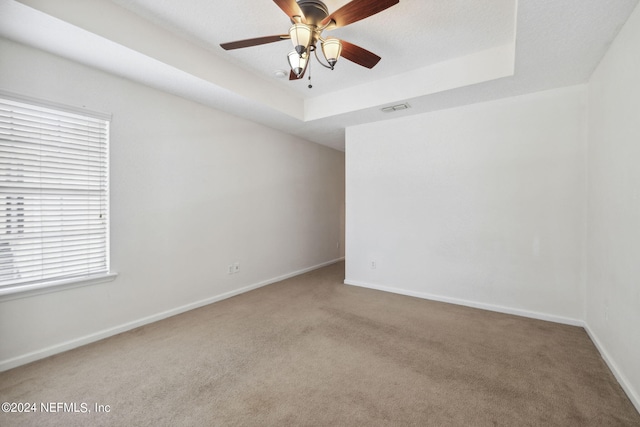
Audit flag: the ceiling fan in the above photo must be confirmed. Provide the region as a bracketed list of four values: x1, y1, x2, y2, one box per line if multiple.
[220, 0, 400, 83]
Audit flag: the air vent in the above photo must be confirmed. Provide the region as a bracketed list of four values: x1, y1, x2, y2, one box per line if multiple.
[381, 103, 411, 113]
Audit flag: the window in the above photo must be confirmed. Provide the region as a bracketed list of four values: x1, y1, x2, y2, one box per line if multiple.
[0, 95, 113, 296]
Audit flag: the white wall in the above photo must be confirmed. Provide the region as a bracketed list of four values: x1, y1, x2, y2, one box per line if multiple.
[0, 38, 345, 369]
[346, 85, 587, 324]
[586, 2, 640, 409]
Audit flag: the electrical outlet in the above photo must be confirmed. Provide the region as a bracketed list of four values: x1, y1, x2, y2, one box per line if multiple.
[233, 261, 240, 273]
[371, 261, 376, 269]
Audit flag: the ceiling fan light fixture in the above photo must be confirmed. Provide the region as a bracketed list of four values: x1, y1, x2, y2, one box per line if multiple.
[220, 0, 400, 82]
[321, 38, 342, 69]
[289, 23, 313, 56]
[288, 50, 308, 77]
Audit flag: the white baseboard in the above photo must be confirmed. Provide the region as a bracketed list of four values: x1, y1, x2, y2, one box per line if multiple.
[0, 258, 344, 372]
[343, 279, 584, 327]
[584, 324, 640, 414]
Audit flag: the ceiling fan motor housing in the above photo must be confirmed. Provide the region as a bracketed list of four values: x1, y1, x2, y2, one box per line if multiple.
[296, 0, 330, 26]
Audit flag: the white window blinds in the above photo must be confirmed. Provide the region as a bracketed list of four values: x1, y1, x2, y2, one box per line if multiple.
[0, 96, 110, 291]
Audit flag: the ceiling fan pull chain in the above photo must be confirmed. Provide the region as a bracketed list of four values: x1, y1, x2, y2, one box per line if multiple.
[308, 56, 313, 89]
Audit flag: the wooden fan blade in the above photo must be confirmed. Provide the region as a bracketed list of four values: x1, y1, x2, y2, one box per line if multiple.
[289, 65, 308, 80]
[273, 0, 305, 21]
[322, 0, 399, 29]
[340, 40, 381, 69]
[289, 69, 301, 80]
[220, 35, 289, 50]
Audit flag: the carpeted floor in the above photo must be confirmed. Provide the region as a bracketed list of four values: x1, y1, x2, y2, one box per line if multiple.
[1, 262, 638, 426]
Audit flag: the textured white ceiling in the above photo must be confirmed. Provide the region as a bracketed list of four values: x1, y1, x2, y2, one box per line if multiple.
[1, 0, 639, 151]
[109, 0, 516, 97]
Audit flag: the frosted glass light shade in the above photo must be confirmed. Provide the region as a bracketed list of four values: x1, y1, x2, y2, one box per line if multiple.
[288, 50, 308, 77]
[289, 24, 312, 56]
[321, 38, 342, 68]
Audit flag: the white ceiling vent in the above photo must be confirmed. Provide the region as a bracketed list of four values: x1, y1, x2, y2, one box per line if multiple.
[381, 103, 411, 113]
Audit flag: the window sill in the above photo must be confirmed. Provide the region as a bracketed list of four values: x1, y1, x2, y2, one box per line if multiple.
[0, 272, 118, 302]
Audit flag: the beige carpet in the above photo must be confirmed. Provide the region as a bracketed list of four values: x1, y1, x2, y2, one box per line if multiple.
[1, 262, 638, 426]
